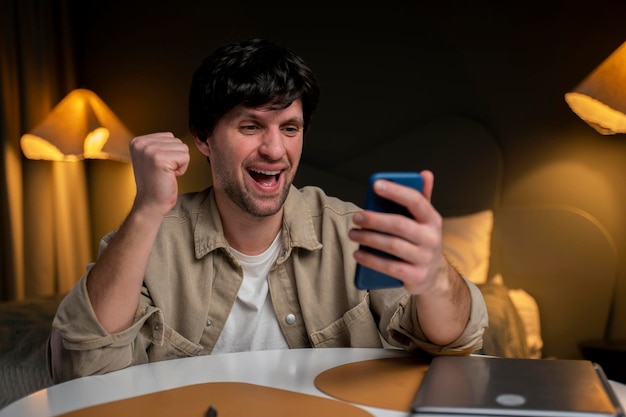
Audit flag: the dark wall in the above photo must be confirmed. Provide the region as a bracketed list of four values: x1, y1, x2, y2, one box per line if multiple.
[70, 1, 626, 337]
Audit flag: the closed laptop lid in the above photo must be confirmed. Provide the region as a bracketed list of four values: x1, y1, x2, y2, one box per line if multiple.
[411, 356, 624, 417]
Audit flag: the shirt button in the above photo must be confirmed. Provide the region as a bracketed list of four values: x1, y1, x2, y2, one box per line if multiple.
[285, 314, 296, 325]
[154, 324, 160, 330]
[206, 319, 212, 327]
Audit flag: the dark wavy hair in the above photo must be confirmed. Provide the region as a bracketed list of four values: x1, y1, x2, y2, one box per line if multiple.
[189, 38, 320, 142]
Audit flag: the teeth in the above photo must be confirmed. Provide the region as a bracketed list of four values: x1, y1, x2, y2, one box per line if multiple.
[250, 168, 280, 176]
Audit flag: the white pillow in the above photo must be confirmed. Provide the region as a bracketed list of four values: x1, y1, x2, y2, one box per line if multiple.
[441, 210, 493, 284]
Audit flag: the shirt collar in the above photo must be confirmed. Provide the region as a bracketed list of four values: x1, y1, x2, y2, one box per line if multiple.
[194, 186, 322, 259]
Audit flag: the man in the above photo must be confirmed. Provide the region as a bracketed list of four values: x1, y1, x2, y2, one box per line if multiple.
[48, 38, 487, 382]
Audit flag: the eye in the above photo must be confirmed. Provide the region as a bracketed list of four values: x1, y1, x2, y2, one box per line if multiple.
[282, 125, 302, 136]
[240, 124, 259, 134]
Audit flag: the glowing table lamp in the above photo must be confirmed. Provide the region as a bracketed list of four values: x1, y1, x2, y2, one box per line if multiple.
[565, 41, 626, 135]
[566, 42, 626, 368]
[20, 88, 133, 161]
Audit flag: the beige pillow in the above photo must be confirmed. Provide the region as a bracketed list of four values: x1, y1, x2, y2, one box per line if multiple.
[442, 210, 493, 284]
[491, 273, 544, 358]
[508, 287, 543, 358]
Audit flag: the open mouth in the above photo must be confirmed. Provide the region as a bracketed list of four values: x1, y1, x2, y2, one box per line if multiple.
[248, 168, 281, 187]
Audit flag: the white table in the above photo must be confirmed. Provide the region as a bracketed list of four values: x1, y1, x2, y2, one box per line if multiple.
[2, 348, 626, 417]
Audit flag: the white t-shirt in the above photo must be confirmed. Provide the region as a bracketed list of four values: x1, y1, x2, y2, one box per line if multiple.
[212, 232, 289, 353]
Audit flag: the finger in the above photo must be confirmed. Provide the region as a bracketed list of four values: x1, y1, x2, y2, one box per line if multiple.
[132, 134, 189, 162]
[152, 142, 190, 176]
[370, 178, 436, 224]
[353, 210, 423, 245]
[350, 223, 437, 261]
[350, 228, 414, 264]
[145, 131, 175, 139]
[131, 133, 185, 151]
[131, 132, 190, 180]
[353, 244, 429, 285]
[419, 170, 434, 201]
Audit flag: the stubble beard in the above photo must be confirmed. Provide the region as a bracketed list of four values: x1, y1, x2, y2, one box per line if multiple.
[222, 172, 293, 218]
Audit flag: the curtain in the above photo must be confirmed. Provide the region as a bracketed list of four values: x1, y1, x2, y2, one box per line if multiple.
[1, 0, 91, 301]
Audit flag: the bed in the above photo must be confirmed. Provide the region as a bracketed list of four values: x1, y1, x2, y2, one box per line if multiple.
[295, 114, 619, 360]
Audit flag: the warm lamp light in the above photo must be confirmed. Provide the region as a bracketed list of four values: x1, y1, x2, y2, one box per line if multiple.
[20, 89, 133, 161]
[565, 41, 626, 135]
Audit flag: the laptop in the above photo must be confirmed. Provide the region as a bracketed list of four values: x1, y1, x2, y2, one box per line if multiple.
[411, 355, 624, 417]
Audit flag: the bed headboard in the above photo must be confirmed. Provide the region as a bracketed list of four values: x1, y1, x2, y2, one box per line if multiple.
[296, 115, 503, 217]
[489, 205, 617, 359]
[295, 114, 618, 359]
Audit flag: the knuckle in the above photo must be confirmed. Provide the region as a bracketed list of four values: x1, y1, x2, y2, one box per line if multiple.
[387, 239, 403, 254]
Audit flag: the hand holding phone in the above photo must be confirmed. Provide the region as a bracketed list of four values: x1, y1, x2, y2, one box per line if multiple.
[353, 172, 424, 290]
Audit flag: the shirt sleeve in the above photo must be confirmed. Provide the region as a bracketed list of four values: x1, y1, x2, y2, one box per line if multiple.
[380, 277, 488, 355]
[48, 265, 165, 383]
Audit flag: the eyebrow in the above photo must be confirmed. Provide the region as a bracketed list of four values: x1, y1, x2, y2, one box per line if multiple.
[234, 108, 304, 126]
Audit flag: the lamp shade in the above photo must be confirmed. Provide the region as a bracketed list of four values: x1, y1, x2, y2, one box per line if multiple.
[20, 89, 133, 161]
[565, 41, 626, 135]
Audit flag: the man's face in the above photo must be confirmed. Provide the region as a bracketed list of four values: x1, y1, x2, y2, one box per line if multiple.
[195, 100, 304, 218]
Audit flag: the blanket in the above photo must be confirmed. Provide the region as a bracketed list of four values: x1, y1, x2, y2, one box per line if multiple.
[478, 281, 530, 358]
[0, 296, 61, 409]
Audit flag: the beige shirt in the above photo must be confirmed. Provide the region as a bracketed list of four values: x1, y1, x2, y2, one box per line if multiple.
[49, 186, 487, 382]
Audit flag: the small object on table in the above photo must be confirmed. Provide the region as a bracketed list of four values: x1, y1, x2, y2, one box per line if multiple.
[206, 405, 218, 417]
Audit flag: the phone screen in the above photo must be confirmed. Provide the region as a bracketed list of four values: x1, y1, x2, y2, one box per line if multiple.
[354, 172, 424, 290]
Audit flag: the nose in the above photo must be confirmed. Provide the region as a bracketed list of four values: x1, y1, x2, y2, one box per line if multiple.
[259, 128, 286, 160]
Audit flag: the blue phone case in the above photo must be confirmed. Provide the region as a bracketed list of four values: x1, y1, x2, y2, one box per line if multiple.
[354, 172, 424, 290]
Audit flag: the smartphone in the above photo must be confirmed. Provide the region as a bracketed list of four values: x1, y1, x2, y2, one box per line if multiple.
[354, 172, 424, 290]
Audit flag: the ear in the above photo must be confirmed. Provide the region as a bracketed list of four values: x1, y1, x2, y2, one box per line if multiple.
[193, 135, 211, 158]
